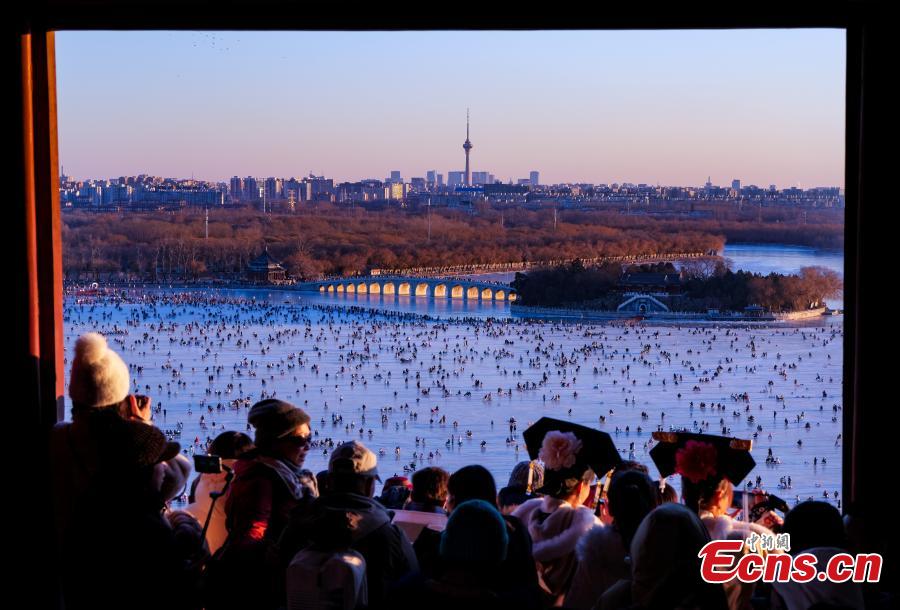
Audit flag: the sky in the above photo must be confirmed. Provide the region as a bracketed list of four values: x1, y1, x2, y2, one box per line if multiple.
[56, 29, 846, 188]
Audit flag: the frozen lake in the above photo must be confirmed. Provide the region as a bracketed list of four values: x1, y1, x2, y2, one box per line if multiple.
[64, 287, 844, 510]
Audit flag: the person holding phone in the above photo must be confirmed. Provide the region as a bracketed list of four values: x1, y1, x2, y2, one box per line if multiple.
[185, 431, 254, 554]
[51, 332, 191, 548]
[209, 399, 317, 610]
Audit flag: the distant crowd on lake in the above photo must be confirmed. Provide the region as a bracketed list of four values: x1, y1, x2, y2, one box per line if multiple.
[48, 330, 888, 610]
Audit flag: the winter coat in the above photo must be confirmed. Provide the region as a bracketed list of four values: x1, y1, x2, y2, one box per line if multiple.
[388, 571, 537, 610]
[276, 491, 419, 608]
[408, 509, 541, 602]
[391, 506, 448, 544]
[565, 524, 630, 609]
[207, 451, 317, 610]
[62, 487, 204, 610]
[223, 451, 318, 552]
[771, 547, 865, 610]
[513, 496, 602, 606]
[50, 408, 191, 547]
[185, 463, 234, 555]
[700, 511, 778, 610]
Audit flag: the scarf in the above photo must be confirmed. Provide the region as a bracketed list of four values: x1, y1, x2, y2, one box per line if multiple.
[255, 455, 317, 500]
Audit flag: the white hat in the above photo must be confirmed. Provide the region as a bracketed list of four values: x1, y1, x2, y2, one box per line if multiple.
[69, 332, 130, 408]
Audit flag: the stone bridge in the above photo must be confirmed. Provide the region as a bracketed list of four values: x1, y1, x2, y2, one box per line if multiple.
[297, 276, 518, 302]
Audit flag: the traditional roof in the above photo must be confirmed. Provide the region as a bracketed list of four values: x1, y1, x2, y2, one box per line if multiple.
[247, 248, 285, 272]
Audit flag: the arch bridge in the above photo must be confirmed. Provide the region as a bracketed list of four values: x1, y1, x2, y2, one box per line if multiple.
[298, 276, 517, 302]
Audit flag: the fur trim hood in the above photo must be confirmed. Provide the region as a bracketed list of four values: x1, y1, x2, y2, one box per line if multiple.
[513, 496, 601, 562]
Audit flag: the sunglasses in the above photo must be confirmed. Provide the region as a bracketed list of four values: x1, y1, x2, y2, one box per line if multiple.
[284, 434, 311, 448]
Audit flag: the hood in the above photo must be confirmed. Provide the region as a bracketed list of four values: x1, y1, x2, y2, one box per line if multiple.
[516, 497, 600, 562]
[314, 492, 392, 542]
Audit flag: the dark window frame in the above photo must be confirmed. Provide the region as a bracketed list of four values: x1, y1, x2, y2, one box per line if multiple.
[13, 3, 889, 606]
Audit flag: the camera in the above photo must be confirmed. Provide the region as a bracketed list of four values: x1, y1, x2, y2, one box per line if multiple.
[194, 454, 223, 474]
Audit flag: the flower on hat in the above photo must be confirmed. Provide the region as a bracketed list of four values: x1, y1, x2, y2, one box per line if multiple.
[539, 431, 583, 471]
[675, 440, 718, 483]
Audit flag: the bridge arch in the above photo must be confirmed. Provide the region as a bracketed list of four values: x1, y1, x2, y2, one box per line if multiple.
[336, 283, 345, 293]
[481, 288, 493, 300]
[398, 282, 411, 296]
[346, 283, 356, 293]
[319, 285, 325, 292]
[494, 289, 505, 300]
[434, 283, 447, 298]
[383, 282, 395, 295]
[327, 284, 335, 293]
[451, 285, 464, 299]
[508, 291, 517, 302]
[368, 282, 381, 294]
[466, 286, 479, 300]
[415, 283, 429, 297]
[357, 282, 367, 294]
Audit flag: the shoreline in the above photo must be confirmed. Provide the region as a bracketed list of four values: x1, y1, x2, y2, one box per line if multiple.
[65, 283, 839, 328]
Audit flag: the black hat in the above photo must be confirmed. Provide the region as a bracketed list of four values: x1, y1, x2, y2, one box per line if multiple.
[522, 418, 621, 493]
[209, 430, 254, 459]
[248, 399, 311, 444]
[650, 431, 755, 486]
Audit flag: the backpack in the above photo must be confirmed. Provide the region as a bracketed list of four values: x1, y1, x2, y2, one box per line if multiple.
[287, 548, 368, 610]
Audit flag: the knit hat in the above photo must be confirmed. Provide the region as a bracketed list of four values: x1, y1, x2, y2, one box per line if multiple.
[69, 332, 130, 408]
[439, 499, 508, 564]
[247, 399, 310, 447]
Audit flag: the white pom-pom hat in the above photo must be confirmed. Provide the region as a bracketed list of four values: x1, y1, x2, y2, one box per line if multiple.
[69, 332, 130, 408]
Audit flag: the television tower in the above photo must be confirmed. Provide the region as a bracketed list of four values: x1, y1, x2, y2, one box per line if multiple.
[463, 108, 473, 187]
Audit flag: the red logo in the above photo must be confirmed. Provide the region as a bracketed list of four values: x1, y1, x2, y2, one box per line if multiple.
[699, 540, 882, 584]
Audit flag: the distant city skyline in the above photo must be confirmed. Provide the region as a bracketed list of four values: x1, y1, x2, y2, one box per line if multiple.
[56, 29, 845, 187]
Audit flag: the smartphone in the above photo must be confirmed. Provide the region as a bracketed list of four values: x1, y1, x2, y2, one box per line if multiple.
[194, 454, 223, 474]
[733, 490, 789, 522]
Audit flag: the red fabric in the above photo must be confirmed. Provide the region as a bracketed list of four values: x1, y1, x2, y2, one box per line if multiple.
[225, 458, 276, 548]
[675, 440, 719, 484]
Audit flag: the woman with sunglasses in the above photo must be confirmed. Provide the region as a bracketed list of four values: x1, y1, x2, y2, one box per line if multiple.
[208, 399, 318, 610]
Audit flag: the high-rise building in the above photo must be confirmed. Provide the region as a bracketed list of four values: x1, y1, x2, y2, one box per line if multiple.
[437, 174, 444, 187]
[426, 170, 437, 187]
[530, 171, 540, 187]
[448, 171, 465, 187]
[243, 176, 258, 200]
[264, 177, 281, 201]
[731, 179, 741, 191]
[390, 170, 402, 184]
[463, 109, 473, 186]
[230, 176, 243, 200]
[306, 175, 334, 201]
[471, 171, 489, 186]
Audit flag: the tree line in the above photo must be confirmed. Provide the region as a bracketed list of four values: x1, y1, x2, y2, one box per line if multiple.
[61, 205, 842, 281]
[512, 261, 843, 313]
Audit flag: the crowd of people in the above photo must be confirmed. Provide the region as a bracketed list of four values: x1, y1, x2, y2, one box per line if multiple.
[49, 332, 882, 610]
